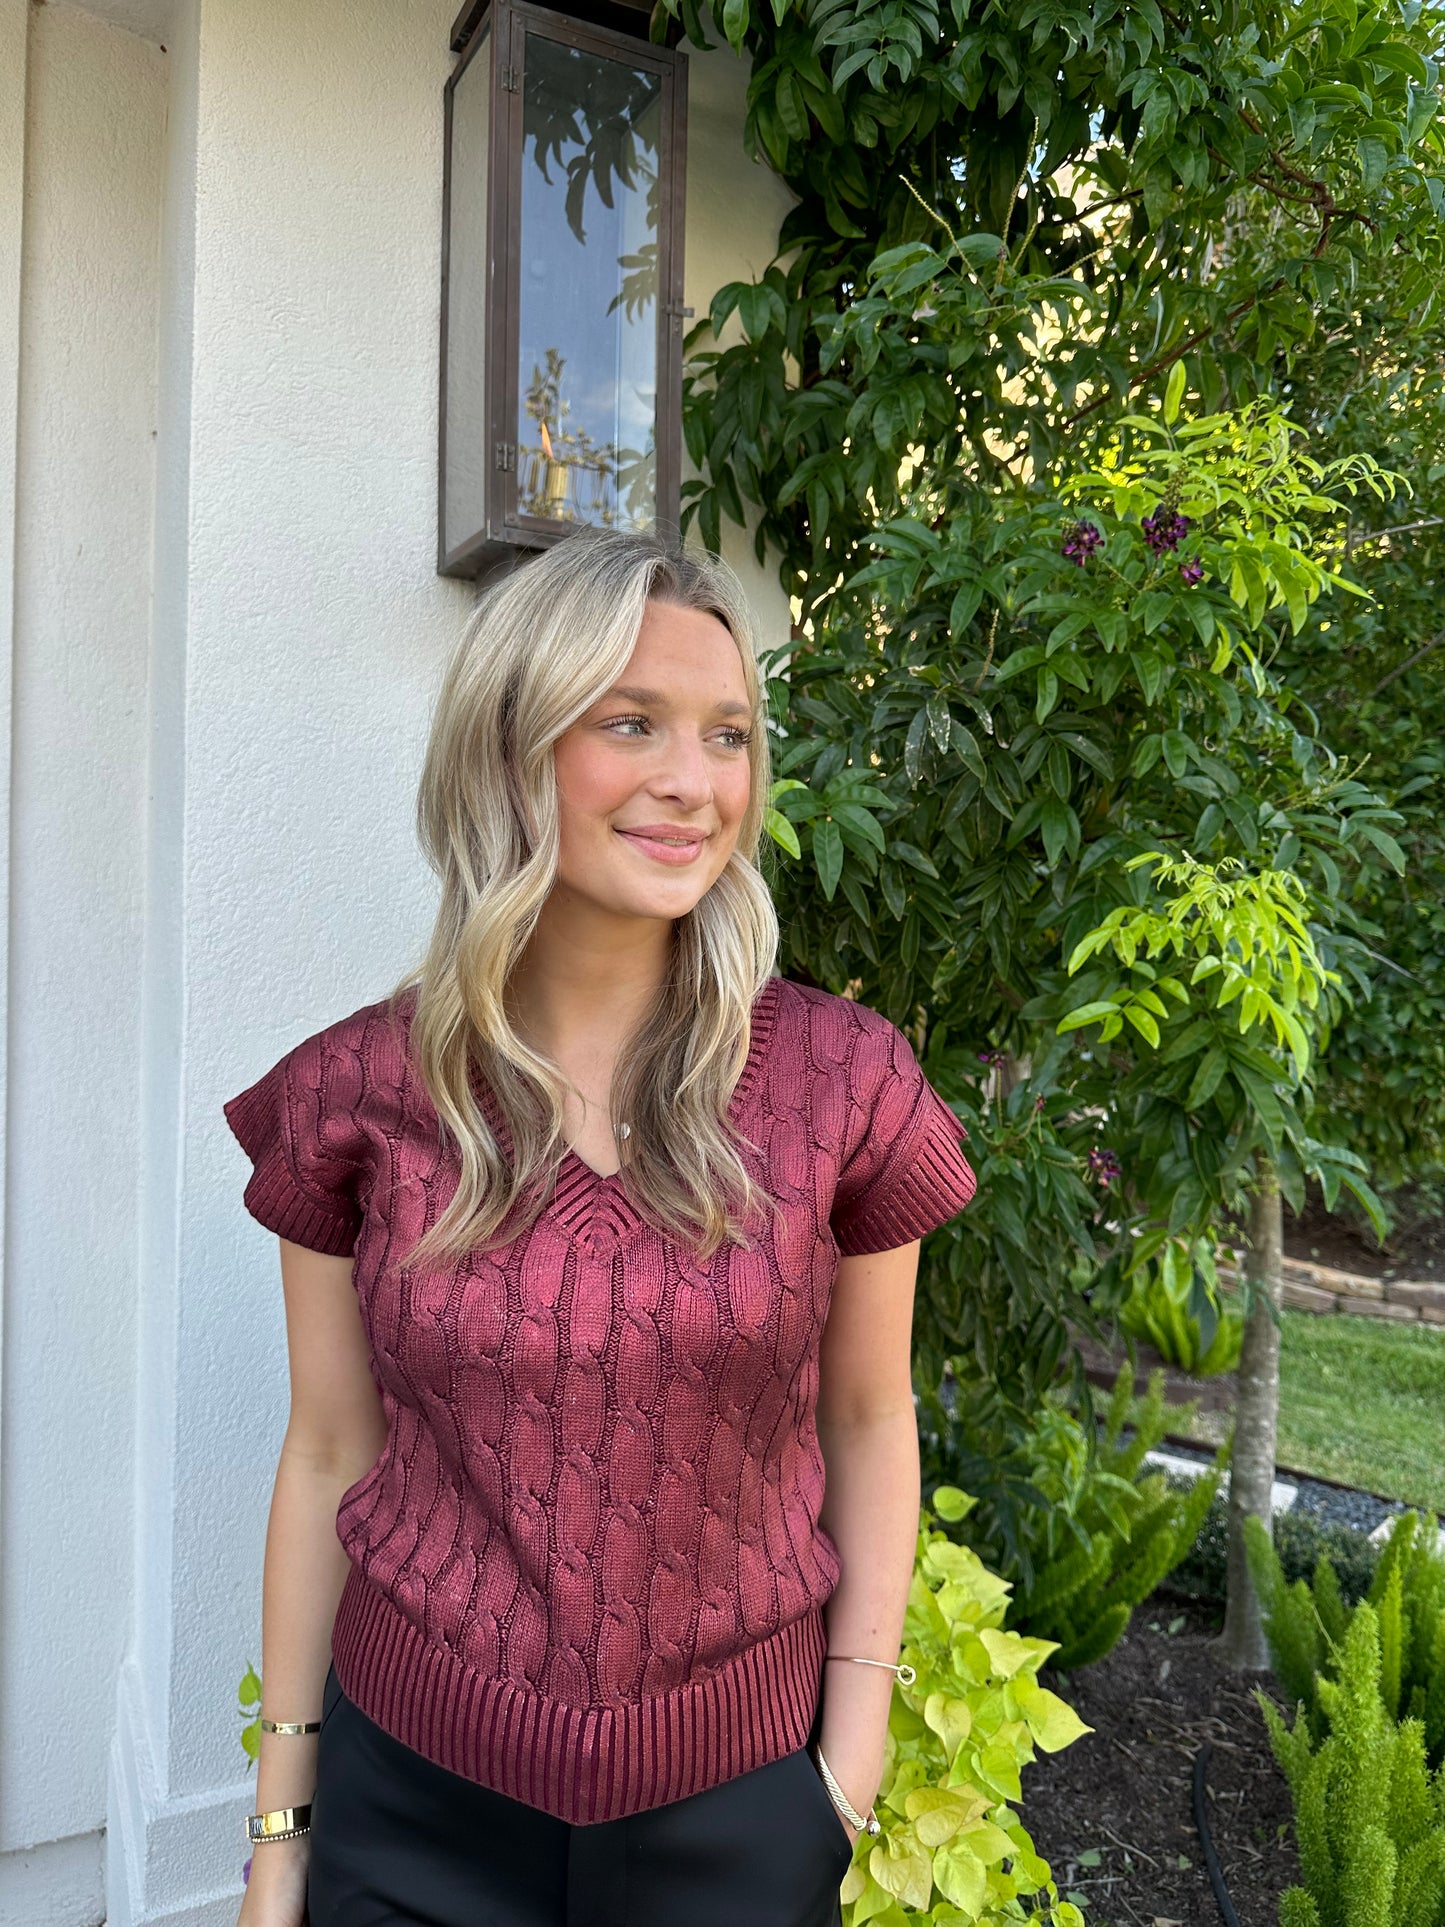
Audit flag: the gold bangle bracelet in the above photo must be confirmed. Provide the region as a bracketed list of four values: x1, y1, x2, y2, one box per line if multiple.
[824, 1653, 917, 1687]
[245, 1804, 313, 1844]
[259, 1717, 321, 1735]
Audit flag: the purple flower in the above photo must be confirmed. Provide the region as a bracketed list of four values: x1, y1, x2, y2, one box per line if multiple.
[1062, 519, 1104, 566]
[1034, 1094, 1047, 1111]
[1179, 556, 1204, 586]
[1088, 1146, 1122, 1184]
[978, 1048, 1007, 1068]
[1142, 506, 1191, 554]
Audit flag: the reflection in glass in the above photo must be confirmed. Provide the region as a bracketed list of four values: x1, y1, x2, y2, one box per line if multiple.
[444, 26, 492, 560]
[517, 39, 661, 528]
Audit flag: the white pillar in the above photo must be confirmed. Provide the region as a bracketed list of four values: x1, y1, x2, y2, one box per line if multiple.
[1, 5, 166, 1922]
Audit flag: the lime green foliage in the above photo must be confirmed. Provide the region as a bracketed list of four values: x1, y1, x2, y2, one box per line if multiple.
[1279, 1892, 1321, 1927]
[1118, 1230, 1243, 1377]
[1276, 1311, 1445, 1516]
[1260, 1601, 1445, 1927]
[1062, 852, 1338, 1080]
[1058, 839, 1385, 1243]
[1064, 411, 1392, 641]
[1248, 1509, 1445, 1770]
[238, 1665, 262, 1766]
[840, 1490, 1089, 1926]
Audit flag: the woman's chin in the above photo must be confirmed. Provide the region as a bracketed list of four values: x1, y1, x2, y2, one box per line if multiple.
[547, 867, 707, 924]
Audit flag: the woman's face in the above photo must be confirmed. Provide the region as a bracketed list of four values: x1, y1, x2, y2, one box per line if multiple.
[550, 597, 755, 926]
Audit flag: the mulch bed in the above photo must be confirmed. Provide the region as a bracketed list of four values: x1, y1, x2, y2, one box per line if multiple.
[1281, 1186, 1445, 1281]
[1025, 1597, 1298, 1927]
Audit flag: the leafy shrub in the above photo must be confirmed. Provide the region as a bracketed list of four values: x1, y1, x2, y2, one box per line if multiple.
[925, 1360, 1220, 1669]
[1165, 1495, 1381, 1613]
[1261, 1600, 1445, 1927]
[1248, 1510, 1445, 1766]
[1118, 1231, 1244, 1377]
[841, 1489, 1088, 1927]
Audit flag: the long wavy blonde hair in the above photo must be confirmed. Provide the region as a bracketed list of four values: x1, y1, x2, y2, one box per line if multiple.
[384, 528, 780, 1267]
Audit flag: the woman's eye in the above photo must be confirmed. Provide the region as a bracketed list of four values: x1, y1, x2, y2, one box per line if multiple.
[718, 727, 754, 750]
[604, 714, 649, 736]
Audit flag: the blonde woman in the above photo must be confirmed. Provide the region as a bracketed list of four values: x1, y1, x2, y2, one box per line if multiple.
[225, 528, 976, 1927]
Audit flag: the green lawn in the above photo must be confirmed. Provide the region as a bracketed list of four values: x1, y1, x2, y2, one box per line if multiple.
[1274, 1310, 1445, 1515]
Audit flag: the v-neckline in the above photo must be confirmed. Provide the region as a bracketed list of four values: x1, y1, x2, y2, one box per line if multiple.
[468, 974, 782, 1242]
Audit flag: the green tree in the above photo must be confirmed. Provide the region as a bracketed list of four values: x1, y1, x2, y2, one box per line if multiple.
[658, 0, 1443, 1644]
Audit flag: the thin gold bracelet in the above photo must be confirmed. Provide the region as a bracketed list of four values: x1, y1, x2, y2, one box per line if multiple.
[824, 1653, 917, 1687]
[259, 1716, 321, 1735]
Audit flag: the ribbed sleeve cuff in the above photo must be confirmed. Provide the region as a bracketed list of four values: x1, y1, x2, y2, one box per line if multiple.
[832, 1086, 977, 1256]
[222, 1075, 359, 1258]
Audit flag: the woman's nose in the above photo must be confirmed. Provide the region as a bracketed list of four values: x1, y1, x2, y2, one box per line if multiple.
[650, 732, 713, 805]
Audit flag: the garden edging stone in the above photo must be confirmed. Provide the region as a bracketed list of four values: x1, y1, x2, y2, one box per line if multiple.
[1219, 1257, 1445, 1326]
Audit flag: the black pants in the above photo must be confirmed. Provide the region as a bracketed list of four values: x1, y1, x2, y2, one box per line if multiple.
[306, 1664, 854, 1927]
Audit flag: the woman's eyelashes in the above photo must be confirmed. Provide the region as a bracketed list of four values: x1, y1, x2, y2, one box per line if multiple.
[601, 712, 753, 749]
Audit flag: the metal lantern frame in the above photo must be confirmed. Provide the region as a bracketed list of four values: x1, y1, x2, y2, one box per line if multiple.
[439, 0, 689, 578]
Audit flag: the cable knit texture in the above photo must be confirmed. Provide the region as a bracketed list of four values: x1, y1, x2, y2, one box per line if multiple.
[222, 975, 976, 1823]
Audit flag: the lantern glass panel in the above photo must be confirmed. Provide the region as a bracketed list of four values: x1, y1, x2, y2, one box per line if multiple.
[515, 37, 662, 530]
[443, 23, 493, 560]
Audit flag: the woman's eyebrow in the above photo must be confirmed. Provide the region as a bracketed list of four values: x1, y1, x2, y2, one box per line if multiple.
[604, 683, 752, 719]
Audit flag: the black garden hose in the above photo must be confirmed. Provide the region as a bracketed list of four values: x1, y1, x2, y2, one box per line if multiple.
[1193, 1740, 1244, 1927]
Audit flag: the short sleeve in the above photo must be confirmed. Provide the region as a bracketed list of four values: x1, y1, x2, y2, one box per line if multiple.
[222, 1030, 366, 1257]
[829, 1028, 976, 1257]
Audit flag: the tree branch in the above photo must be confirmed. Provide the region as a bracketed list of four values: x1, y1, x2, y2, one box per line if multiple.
[1373, 633, 1444, 694]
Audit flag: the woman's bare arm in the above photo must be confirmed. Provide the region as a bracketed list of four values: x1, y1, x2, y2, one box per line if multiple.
[238, 1238, 386, 1927]
[813, 1238, 922, 1843]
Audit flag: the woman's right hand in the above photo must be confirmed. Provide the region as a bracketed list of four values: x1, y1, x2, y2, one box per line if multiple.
[236, 1837, 311, 1927]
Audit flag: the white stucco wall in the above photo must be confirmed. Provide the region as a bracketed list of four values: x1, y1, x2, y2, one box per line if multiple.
[0, 4, 795, 1923]
[682, 38, 798, 635]
[0, 9, 166, 1925]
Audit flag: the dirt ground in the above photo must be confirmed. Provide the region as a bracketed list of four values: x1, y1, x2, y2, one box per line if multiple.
[1281, 1187, 1445, 1280]
[1024, 1598, 1299, 1927]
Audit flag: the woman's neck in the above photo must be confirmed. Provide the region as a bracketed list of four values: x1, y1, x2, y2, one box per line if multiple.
[509, 894, 675, 1063]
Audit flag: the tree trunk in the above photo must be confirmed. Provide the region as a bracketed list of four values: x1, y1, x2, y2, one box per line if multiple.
[1217, 1159, 1284, 1671]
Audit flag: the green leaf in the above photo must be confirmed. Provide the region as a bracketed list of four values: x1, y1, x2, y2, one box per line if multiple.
[764, 807, 801, 859]
[1057, 1000, 1121, 1033]
[931, 1485, 973, 1522]
[1122, 1003, 1161, 1048]
[831, 801, 887, 853]
[239, 1666, 263, 1708]
[891, 840, 940, 878]
[1164, 360, 1186, 424]
[813, 817, 844, 900]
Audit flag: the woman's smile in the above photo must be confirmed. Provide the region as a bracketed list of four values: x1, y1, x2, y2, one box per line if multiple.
[613, 822, 711, 865]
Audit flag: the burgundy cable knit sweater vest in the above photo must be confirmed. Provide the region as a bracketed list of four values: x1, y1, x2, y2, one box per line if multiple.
[222, 975, 976, 1823]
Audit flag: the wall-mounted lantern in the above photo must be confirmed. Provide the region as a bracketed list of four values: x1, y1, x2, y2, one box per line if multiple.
[440, 0, 689, 578]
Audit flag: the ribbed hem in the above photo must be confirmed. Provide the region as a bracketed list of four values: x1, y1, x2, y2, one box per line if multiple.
[330, 1566, 828, 1824]
[833, 1085, 976, 1256]
[222, 1075, 358, 1257]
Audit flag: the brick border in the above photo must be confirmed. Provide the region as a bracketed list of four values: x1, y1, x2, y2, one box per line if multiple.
[1221, 1258, 1445, 1326]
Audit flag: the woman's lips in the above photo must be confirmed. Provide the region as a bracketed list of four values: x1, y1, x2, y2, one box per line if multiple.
[614, 827, 708, 866]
